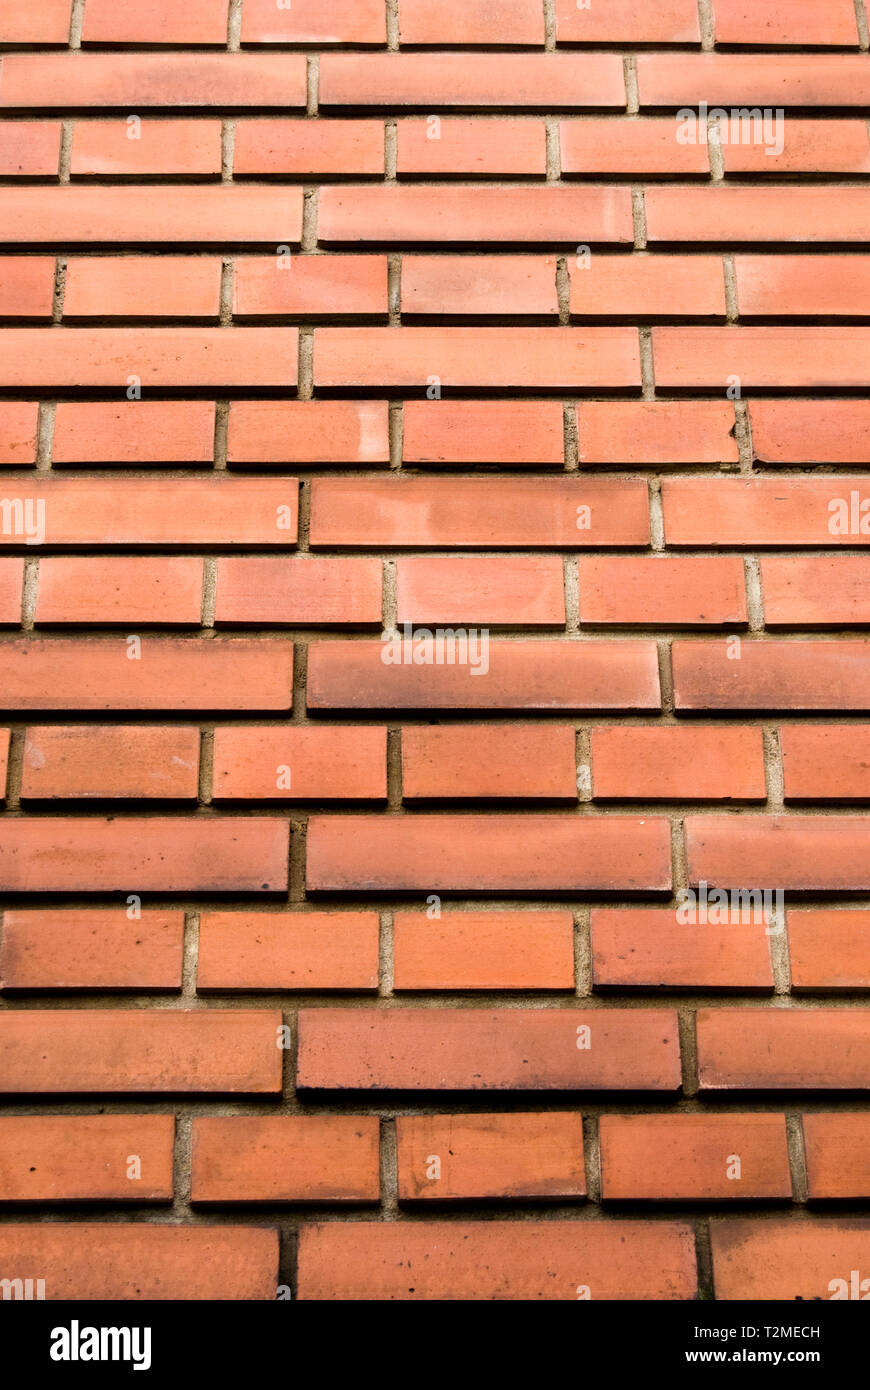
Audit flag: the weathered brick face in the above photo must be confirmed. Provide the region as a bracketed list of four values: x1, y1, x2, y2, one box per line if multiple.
[0, 0, 868, 1303]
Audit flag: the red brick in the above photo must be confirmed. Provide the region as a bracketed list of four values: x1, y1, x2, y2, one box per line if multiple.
[403, 401, 565, 466]
[674, 642, 870, 713]
[402, 724, 578, 800]
[723, 121, 870, 175]
[52, 401, 215, 464]
[590, 907, 775, 991]
[712, 1221, 870, 1301]
[654, 326, 870, 388]
[0, 726, 10, 793]
[0, 0, 71, 44]
[309, 477, 649, 547]
[737, 255, 870, 317]
[318, 185, 633, 244]
[561, 118, 708, 175]
[0, 1009, 283, 1092]
[601, 1114, 790, 1201]
[570, 254, 724, 319]
[215, 556, 383, 626]
[241, 0, 386, 44]
[402, 255, 558, 317]
[750, 401, 870, 465]
[0, 328, 298, 388]
[0, 639, 294, 712]
[788, 911, 870, 991]
[0, 908, 185, 991]
[637, 53, 870, 107]
[0, 256, 55, 318]
[0, 53, 308, 109]
[234, 119, 383, 177]
[307, 640, 661, 712]
[396, 556, 566, 626]
[781, 726, 870, 802]
[399, 0, 544, 45]
[297, 1007, 680, 1089]
[192, 1117, 380, 1203]
[71, 118, 222, 176]
[0, 1116, 174, 1202]
[306, 814, 671, 891]
[197, 910, 379, 991]
[591, 726, 765, 800]
[0, 557, 23, 621]
[646, 186, 870, 242]
[0, 122, 62, 176]
[0, 402, 38, 465]
[396, 1114, 585, 1200]
[63, 256, 222, 319]
[556, 0, 700, 43]
[392, 910, 575, 990]
[0, 187, 303, 245]
[83, 0, 229, 43]
[579, 556, 747, 626]
[35, 557, 203, 626]
[698, 1009, 870, 1090]
[397, 118, 546, 176]
[0, 818, 289, 893]
[713, 0, 859, 46]
[664, 476, 870, 546]
[762, 557, 870, 628]
[212, 726, 387, 801]
[688, 816, 870, 891]
[0, 479, 298, 546]
[803, 1115, 870, 1199]
[227, 400, 389, 465]
[575, 401, 738, 466]
[234, 254, 388, 318]
[319, 53, 626, 108]
[298, 1220, 696, 1299]
[21, 725, 200, 802]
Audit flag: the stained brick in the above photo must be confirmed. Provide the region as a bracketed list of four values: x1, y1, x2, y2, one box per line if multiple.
[197, 910, 380, 991]
[396, 1114, 586, 1200]
[191, 1117, 380, 1203]
[0, 908, 185, 990]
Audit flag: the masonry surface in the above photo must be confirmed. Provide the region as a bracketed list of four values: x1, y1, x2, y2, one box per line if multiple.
[0, 0, 868, 1302]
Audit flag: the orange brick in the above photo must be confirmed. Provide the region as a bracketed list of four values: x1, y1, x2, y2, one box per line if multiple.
[646, 185, 870, 242]
[306, 814, 671, 891]
[397, 118, 546, 176]
[579, 556, 747, 626]
[561, 119, 709, 175]
[803, 1115, 870, 1199]
[403, 401, 565, 466]
[570, 254, 726, 317]
[0, 1010, 283, 1093]
[600, 1115, 791, 1201]
[591, 726, 765, 800]
[396, 1114, 586, 1200]
[0, 122, 61, 176]
[234, 254, 388, 318]
[63, 256, 222, 318]
[212, 726, 387, 801]
[399, 0, 545, 45]
[192, 1116, 380, 1203]
[713, 0, 859, 46]
[698, 1009, 870, 1089]
[0, 638, 293, 712]
[674, 642, 870, 713]
[0, 1224, 277, 1300]
[0, 53, 308, 109]
[0, 726, 10, 795]
[298, 1007, 681, 1090]
[0, 402, 38, 465]
[21, 725, 200, 802]
[653, 326, 870, 389]
[0, 908, 185, 991]
[35, 557, 203, 626]
[234, 119, 384, 176]
[396, 556, 566, 625]
[788, 911, 870, 991]
[0, 256, 55, 317]
[556, 0, 700, 43]
[0, 0, 71, 44]
[711, 1221, 870, 1301]
[227, 400, 389, 465]
[664, 476, 870, 546]
[750, 401, 870, 465]
[52, 401, 215, 464]
[241, 0, 386, 44]
[736, 255, 870, 316]
[723, 121, 870, 175]
[762, 557, 870, 628]
[401, 724, 578, 800]
[215, 556, 382, 626]
[575, 401, 738, 466]
[70, 118, 222, 176]
[197, 910, 379, 991]
[0, 186, 303, 244]
[781, 726, 870, 801]
[392, 910, 575, 990]
[637, 53, 870, 108]
[82, 0, 229, 43]
[590, 908, 775, 991]
[687, 815, 870, 889]
[402, 255, 558, 316]
[0, 1115, 174, 1202]
[319, 53, 627, 108]
[0, 557, 23, 621]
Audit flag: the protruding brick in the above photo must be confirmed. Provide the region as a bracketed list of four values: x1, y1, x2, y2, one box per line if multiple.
[569, 254, 726, 318]
[601, 1114, 791, 1200]
[212, 726, 387, 801]
[750, 401, 870, 465]
[0, 909, 185, 991]
[0, 123, 61, 177]
[197, 910, 379, 992]
[402, 255, 558, 317]
[761, 557, 870, 628]
[82, 0, 230, 44]
[397, 119, 546, 176]
[52, 401, 215, 464]
[396, 556, 566, 626]
[21, 725, 200, 802]
[63, 256, 222, 318]
[234, 120, 384, 177]
[402, 725, 578, 801]
[393, 910, 575, 990]
[788, 911, 870, 992]
[215, 556, 383, 626]
[579, 556, 747, 626]
[781, 726, 870, 801]
[591, 726, 765, 800]
[687, 815, 870, 891]
[711, 1220, 870, 1301]
[590, 908, 775, 991]
[556, 0, 700, 43]
[0, 187, 304, 245]
[575, 401, 738, 466]
[803, 1115, 870, 1199]
[35, 557, 204, 626]
[397, 1114, 586, 1201]
[403, 401, 565, 466]
[70, 119, 222, 177]
[0, 1116, 174, 1202]
[698, 1009, 870, 1089]
[0, 53, 308, 110]
[241, 0, 386, 45]
[674, 641, 870, 712]
[319, 53, 627, 109]
[399, 0, 545, 46]
[0, 256, 56, 318]
[191, 1117, 380, 1203]
[0, 402, 38, 465]
[227, 400, 389, 465]
[234, 255, 388, 318]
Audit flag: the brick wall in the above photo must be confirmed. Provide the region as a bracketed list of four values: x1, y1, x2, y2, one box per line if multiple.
[0, 0, 868, 1301]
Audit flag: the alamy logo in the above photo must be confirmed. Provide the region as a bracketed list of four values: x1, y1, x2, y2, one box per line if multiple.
[828, 1271, 870, 1300]
[380, 625, 490, 676]
[50, 1320, 152, 1372]
[0, 498, 45, 545]
[676, 103, 785, 157]
[0, 1276, 45, 1300]
[676, 881, 784, 934]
